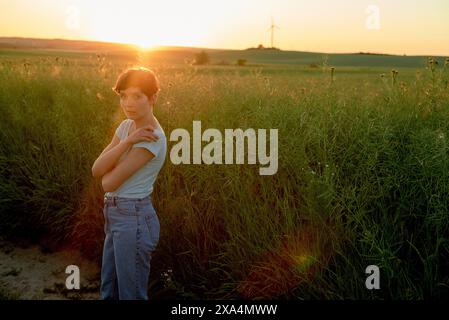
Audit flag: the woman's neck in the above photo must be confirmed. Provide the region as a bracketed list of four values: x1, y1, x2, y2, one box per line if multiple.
[133, 113, 158, 130]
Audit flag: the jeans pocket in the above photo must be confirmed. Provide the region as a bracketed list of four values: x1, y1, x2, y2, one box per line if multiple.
[116, 202, 137, 216]
[144, 214, 160, 250]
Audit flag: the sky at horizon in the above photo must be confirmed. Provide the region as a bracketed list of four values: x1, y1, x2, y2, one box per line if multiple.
[1, 0, 448, 56]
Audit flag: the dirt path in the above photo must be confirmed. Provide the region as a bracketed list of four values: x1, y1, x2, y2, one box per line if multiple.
[0, 240, 100, 300]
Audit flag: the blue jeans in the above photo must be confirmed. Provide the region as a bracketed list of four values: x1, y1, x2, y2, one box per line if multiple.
[100, 195, 160, 300]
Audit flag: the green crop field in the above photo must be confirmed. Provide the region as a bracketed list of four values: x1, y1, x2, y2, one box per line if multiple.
[0, 48, 448, 299]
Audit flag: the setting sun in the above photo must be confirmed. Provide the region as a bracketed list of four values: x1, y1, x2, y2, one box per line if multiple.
[85, 0, 218, 49]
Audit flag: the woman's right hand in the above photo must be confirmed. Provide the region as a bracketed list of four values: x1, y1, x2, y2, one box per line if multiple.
[125, 125, 159, 145]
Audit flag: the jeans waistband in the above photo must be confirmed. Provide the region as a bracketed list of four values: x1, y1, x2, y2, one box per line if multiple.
[104, 195, 151, 206]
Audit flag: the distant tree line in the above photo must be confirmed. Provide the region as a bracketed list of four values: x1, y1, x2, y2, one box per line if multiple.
[192, 51, 248, 66]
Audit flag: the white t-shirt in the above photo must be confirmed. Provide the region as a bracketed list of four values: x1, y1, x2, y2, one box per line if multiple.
[104, 118, 167, 198]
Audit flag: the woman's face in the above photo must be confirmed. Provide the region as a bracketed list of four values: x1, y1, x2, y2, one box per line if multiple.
[119, 86, 152, 120]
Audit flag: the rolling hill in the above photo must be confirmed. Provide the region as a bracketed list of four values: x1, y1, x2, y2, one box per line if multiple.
[0, 36, 447, 68]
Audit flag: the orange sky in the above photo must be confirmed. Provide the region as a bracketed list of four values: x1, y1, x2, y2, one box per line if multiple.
[1, 0, 448, 55]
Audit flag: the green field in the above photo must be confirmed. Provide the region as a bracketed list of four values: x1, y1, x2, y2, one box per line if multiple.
[146, 47, 447, 68]
[0, 48, 448, 299]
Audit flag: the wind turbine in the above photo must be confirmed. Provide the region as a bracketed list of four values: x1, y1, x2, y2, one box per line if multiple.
[267, 17, 280, 49]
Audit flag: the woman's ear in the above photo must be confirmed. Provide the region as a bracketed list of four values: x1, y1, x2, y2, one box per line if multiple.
[150, 93, 158, 105]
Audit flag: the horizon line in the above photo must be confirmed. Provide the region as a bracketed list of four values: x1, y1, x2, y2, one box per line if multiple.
[1, 35, 448, 58]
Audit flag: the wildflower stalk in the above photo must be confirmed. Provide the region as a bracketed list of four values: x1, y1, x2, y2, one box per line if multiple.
[391, 69, 398, 86]
[427, 57, 437, 87]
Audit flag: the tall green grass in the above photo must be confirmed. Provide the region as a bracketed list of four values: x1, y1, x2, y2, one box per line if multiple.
[0, 51, 448, 299]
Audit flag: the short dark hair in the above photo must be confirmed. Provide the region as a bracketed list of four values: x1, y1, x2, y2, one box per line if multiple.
[112, 67, 160, 100]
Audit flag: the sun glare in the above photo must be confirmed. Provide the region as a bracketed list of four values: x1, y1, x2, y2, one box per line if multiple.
[86, 1, 215, 49]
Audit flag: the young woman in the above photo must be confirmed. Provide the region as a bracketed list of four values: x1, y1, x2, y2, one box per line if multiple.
[91, 67, 167, 300]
